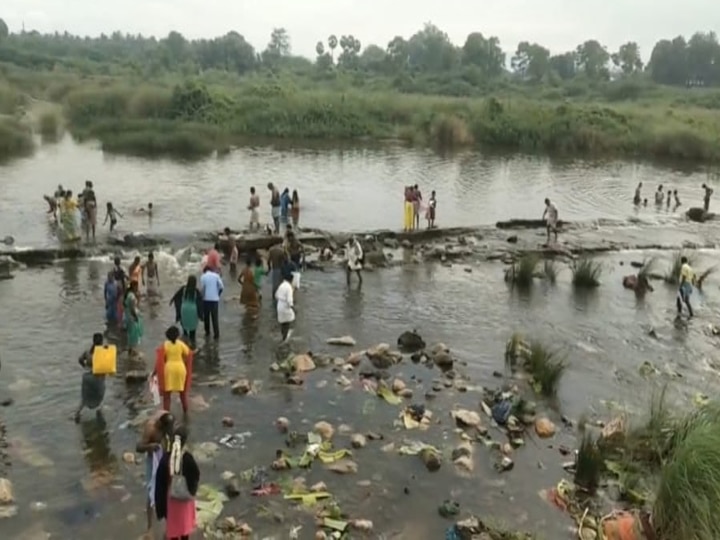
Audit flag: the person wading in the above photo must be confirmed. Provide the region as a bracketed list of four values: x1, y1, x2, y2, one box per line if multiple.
[169, 276, 203, 349]
[426, 190, 437, 229]
[633, 182, 642, 206]
[267, 242, 287, 306]
[82, 180, 98, 242]
[702, 183, 714, 212]
[238, 256, 260, 318]
[143, 251, 161, 297]
[248, 187, 260, 231]
[200, 267, 223, 339]
[74, 332, 109, 422]
[136, 410, 175, 537]
[677, 256, 696, 319]
[275, 271, 296, 342]
[155, 326, 192, 417]
[290, 190, 300, 229]
[268, 183, 281, 234]
[412, 184, 423, 230]
[346, 235, 364, 287]
[542, 198, 559, 244]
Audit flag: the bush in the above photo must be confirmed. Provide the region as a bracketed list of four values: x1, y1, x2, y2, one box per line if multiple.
[575, 432, 604, 494]
[429, 115, 473, 148]
[0, 118, 34, 161]
[571, 258, 602, 288]
[38, 110, 60, 139]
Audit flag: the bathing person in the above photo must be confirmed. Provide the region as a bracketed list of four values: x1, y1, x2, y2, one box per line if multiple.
[426, 190, 437, 228]
[103, 202, 123, 232]
[60, 190, 81, 241]
[666, 189, 672, 209]
[136, 202, 153, 216]
[643, 198, 648, 207]
[82, 180, 97, 242]
[54, 184, 64, 199]
[633, 182, 642, 205]
[204, 243, 221, 273]
[542, 198, 559, 244]
[290, 190, 300, 229]
[280, 188, 291, 233]
[412, 184, 423, 230]
[346, 235, 364, 287]
[112, 256, 128, 319]
[253, 256, 266, 302]
[275, 271, 295, 342]
[248, 187, 260, 231]
[702, 183, 713, 212]
[283, 230, 304, 283]
[673, 190, 681, 207]
[104, 271, 120, 324]
[74, 332, 108, 422]
[143, 251, 161, 296]
[238, 257, 260, 317]
[136, 410, 175, 535]
[268, 242, 287, 302]
[129, 256, 143, 290]
[170, 275, 202, 349]
[154, 425, 199, 540]
[124, 280, 143, 356]
[677, 256, 695, 318]
[268, 183, 281, 234]
[44, 195, 58, 222]
[155, 326, 192, 415]
[200, 267, 223, 339]
[654, 185, 664, 205]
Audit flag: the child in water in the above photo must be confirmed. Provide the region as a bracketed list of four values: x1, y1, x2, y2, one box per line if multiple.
[75, 332, 108, 422]
[103, 202, 123, 232]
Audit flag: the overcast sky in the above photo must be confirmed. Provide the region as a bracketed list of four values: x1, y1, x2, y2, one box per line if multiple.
[2, 0, 714, 60]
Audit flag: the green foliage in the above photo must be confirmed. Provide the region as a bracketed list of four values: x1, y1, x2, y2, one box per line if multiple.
[571, 258, 602, 288]
[38, 110, 60, 139]
[0, 118, 34, 161]
[520, 341, 567, 397]
[575, 432, 604, 494]
[506, 254, 540, 288]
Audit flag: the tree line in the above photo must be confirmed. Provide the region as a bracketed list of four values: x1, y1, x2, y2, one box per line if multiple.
[0, 18, 718, 88]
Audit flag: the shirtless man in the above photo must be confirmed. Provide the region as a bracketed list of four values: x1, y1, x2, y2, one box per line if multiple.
[142, 251, 160, 296]
[702, 183, 713, 212]
[542, 198, 559, 244]
[248, 187, 260, 231]
[136, 410, 174, 536]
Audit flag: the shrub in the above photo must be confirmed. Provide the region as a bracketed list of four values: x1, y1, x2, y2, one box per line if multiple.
[575, 432, 604, 494]
[0, 118, 34, 160]
[38, 110, 60, 139]
[429, 114, 473, 148]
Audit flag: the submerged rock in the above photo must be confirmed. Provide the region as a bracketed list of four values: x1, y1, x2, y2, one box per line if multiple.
[326, 336, 357, 347]
[397, 330, 426, 353]
[231, 379, 252, 395]
[365, 344, 402, 369]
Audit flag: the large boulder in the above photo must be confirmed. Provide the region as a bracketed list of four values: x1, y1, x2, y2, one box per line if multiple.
[108, 232, 169, 248]
[397, 330, 426, 353]
[365, 344, 402, 369]
[686, 207, 714, 223]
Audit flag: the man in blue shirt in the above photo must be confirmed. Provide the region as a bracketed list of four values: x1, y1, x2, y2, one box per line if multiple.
[200, 267, 223, 339]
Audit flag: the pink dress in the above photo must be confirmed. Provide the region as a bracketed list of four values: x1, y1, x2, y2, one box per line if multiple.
[165, 495, 196, 538]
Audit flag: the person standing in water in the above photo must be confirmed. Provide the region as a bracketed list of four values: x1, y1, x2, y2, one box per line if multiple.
[268, 183, 281, 234]
[290, 190, 300, 229]
[412, 184, 423, 230]
[279, 188, 291, 233]
[346, 236, 364, 287]
[136, 410, 175, 537]
[143, 251, 161, 297]
[170, 276, 203, 349]
[103, 202, 123, 232]
[155, 326, 192, 415]
[426, 190, 437, 228]
[666, 189, 672, 209]
[633, 182, 643, 206]
[82, 181, 98, 242]
[238, 257, 260, 318]
[74, 332, 108, 422]
[268, 242, 287, 304]
[104, 271, 120, 325]
[542, 198, 559, 244]
[200, 267, 223, 339]
[129, 256, 143, 292]
[253, 256, 266, 303]
[403, 186, 414, 232]
[204, 243, 221, 274]
[124, 280, 143, 356]
[677, 256, 696, 318]
[248, 187, 261, 231]
[654, 185, 664, 206]
[275, 271, 295, 342]
[702, 183, 713, 211]
[673, 190, 681, 208]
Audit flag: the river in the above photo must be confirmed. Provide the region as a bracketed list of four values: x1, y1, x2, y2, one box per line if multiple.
[1, 138, 719, 539]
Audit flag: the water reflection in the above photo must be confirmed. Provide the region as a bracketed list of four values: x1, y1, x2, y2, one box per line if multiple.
[78, 415, 116, 475]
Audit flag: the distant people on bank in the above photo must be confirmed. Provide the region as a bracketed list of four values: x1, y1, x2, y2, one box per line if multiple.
[403, 186, 414, 232]
[105, 271, 120, 325]
[542, 198, 559, 244]
[170, 275, 203, 349]
[154, 425, 199, 540]
[291, 190, 300, 229]
[654, 185, 664, 206]
[238, 257, 260, 318]
[275, 271, 295, 342]
[633, 182, 642, 206]
[268, 183, 281, 234]
[74, 332, 110, 422]
[677, 256, 695, 319]
[154, 325, 193, 416]
[143, 251, 161, 296]
[426, 190, 437, 228]
[248, 187, 261, 231]
[346, 236, 364, 286]
[702, 183, 713, 211]
[104, 202, 123, 232]
[200, 267, 223, 339]
[124, 280, 144, 357]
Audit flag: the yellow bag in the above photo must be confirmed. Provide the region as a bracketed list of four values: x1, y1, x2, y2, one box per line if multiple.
[92, 345, 117, 375]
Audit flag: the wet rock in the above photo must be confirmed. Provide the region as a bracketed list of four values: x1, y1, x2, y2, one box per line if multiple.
[391, 378, 406, 393]
[285, 374, 304, 385]
[224, 476, 241, 498]
[326, 336, 357, 347]
[125, 370, 148, 383]
[581, 530, 597, 540]
[350, 434, 367, 449]
[451, 443, 473, 461]
[399, 388, 413, 399]
[687, 207, 712, 223]
[345, 352, 363, 366]
[534, 417, 556, 438]
[327, 459, 358, 474]
[275, 417, 289, 433]
[507, 235, 518, 243]
[122, 452, 137, 464]
[350, 519, 374, 532]
[365, 344, 402, 369]
[222, 416, 235, 427]
[451, 409, 482, 429]
[313, 421, 335, 440]
[108, 232, 168, 248]
[453, 455, 474, 472]
[366, 432, 383, 441]
[292, 354, 316, 372]
[429, 343, 453, 370]
[420, 448, 441, 472]
[231, 379, 252, 395]
[495, 456, 514, 472]
[315, 531, 328, 540]
[501, 443, 513, 456]
[336, 375, 352, 387]
[397, 330, 426, 353]
[0, 478, 14, 504]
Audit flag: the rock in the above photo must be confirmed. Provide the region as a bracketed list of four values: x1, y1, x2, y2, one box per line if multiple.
[534, 417, 556, 438]
[0, 478, 14, 504]
[383, 238, 399, 249]
[313, 421, 335, 440]
[326, 336, 357, 347]
[222, 416, 235, 427]
[581, 530, 597, 540]
[396, 330, 426, 353]
[391, 378, 406, 393]
[220, 471, 235, 481]
[125, 370, 148, 383]
[507, 235, 518, 243]
[399, 388, 413, 399]
[336, 375, 352, 387]
[429, 343, 453, 370]
[315, 531, 328, 540]
[231, 379, 252, 395]
[501, 443, 513, 456]
[327, 459, 358, 474]
[350, 434, 367, 449]
[365, 343, 402, 369]
[453, 455, 474, 472]
[496, 456, 514, 472]
[292, 354, 316, 372]
[224, 476, 241, 498]
[275, 417, 289, 433]
[350, 519, 374, 532]
[420, 448, 441, 472]
[310, 481, 327, 492]
[122, 452, 136, 464]
[346, 352, 363, 366]
[451, 409, 482, 429]
[451, 443, 473, 461]
[687, 206, 712, 223]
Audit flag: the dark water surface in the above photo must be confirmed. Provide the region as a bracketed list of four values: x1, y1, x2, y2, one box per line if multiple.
[2, 247, 720, 539]
[0, 137, 711, 246]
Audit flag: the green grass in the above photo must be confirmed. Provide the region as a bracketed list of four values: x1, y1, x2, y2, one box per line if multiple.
[575, 432, 604, 494]
[571, 258, 602, 288]
[520, 340, 567, 397]
[506, 254, 540, 288]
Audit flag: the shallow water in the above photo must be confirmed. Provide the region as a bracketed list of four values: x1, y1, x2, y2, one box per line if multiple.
[0, 136, 709, 246]
[2, 246, 720, 538]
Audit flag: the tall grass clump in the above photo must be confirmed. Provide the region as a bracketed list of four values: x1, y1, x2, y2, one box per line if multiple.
[520, 340, 566, 397]
[428, 114, 473, 149]
[0, 118, 34, 161]
[574, 432, 604, 494]
[571, 257, 602, 288]
[505, 254, 540, 288]
[653, 422, 720, 540]
[664, 250, 695, 284]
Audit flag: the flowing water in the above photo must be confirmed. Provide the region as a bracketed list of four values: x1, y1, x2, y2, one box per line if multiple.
[1, 139, 720, 539]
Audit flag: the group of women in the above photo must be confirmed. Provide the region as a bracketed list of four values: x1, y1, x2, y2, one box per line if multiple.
[104, 257, 144, 356]
[402, 185, 437, 231]
[46, 182, 99, 242]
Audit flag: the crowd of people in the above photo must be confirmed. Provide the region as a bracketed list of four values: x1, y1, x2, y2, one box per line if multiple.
[630, 182, 718, 212]
[402, 185, 437, 231]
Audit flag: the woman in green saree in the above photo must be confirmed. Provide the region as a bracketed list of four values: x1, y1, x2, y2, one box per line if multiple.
[124, 280, 143, 356]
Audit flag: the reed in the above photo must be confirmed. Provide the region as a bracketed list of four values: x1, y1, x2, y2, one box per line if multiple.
[520, 340, 567, 397]
[571, 258, 602, 288]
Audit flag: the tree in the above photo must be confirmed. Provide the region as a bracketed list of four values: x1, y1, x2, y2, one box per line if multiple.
[359, 44, 386, 72]
[611, 42, 643, 75]
[549, 52, 577, 80]
[407, 23, 459, 72]
[511, 41, 550, 81]
[265, 28, 291, 57]
[162, 31, 187, 67]
[315, 41, 325, 56]
[648, 37, 689, 85]
[686, 31, 720, 85]
[462, 32, 505, 77]
[0, 18, 8, 40]
[386, 36, 409, 70]
[338, 35, 362, 69]
[328, 34, 338, 62]
[575, 40, 610, 79]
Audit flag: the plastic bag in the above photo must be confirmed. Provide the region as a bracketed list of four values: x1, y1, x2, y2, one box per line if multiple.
[149, 375, 161, 406]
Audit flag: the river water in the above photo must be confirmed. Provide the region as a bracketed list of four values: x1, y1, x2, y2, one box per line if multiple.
[1, 139, 720, 539]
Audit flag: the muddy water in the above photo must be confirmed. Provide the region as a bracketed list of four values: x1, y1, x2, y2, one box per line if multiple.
[0, 137, 710, 246]
[2, 247, 720, 539]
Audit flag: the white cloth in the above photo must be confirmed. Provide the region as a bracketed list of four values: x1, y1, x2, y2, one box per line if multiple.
[347, 241, 363, 271]
[250, 209, 259, 225]
[146, 275, 159, 295]
[275, 281, 295, 323]
[292, 271, 301, 290]
[146, 447, 163, 506]
[544, 203, 558, 227]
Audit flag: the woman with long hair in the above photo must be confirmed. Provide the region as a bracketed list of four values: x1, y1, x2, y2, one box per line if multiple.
[290, 190, 300, 229]
[154, 326, 192, 415]
[169, 276, 202, 348]
[124, 280, 143, 356]
[154, 426, 199, 540]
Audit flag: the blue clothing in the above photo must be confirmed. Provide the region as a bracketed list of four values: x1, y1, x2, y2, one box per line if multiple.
[104, 281, 119, 323]
[680, 281, 693, 298]
[200, 271, 224, 302]
[280, 192, 291, 218]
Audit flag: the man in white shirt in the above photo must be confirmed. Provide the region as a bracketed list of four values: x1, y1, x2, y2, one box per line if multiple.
[542, 198, 559, 244]
[200, 267, 223, 339]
